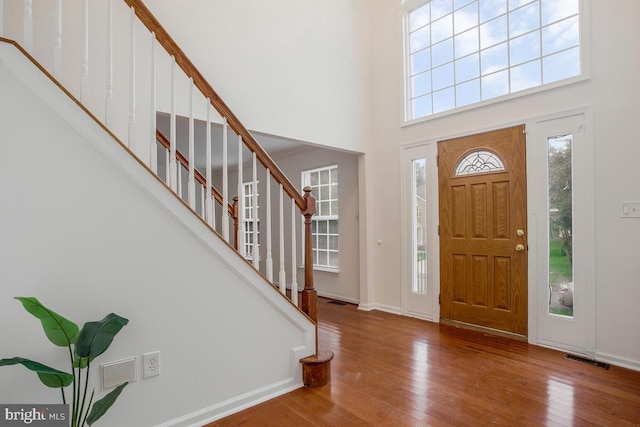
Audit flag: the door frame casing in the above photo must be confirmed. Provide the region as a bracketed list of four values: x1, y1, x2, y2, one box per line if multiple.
[525, 107, 596, 355]
[400, 142, 440, 321]
[400, 107, 594, 354]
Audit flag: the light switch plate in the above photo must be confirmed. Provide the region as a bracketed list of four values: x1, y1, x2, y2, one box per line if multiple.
[620, 201, 640, 218]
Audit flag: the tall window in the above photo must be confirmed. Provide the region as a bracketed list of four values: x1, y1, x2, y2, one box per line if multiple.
[302, 165, 339, 270]
[412, 159, 427, 294]
[405, 0, 581, 120]
[548, 134, 573, 317]
[242, 181, 259, 260]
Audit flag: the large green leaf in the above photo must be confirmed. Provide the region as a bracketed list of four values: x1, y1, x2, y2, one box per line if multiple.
[73, 356, 91, 369]
[86, 382, 127, 426]
[76, 313, 128, 359]
[0, 357, 73, 388]
[15, 297, 79, 347]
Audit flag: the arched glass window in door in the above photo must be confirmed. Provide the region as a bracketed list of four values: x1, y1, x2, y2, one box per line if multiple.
[454, 150, 505, 176]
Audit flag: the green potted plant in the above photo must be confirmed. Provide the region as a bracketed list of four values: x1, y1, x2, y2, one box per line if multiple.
[0, 297, 129, 426]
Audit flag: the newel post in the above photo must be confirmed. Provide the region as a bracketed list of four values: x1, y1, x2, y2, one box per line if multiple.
[301, 186, 318, 323]
[299, 187, 334, 387]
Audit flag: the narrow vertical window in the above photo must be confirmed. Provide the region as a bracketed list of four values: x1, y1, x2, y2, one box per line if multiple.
[243, 181, 259, 260]
[548, 134, 573, 317]
[302, 165, 339, 270]
[412, 159, 428, 294]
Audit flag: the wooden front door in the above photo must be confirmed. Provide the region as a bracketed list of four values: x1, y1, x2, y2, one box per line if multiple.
[438, 125, 527, 336]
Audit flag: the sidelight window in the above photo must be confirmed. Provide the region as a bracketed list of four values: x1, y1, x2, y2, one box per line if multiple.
[548, 134, 573, 317]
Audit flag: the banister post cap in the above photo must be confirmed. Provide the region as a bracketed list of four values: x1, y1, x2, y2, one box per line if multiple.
[302, 187, 316, 217]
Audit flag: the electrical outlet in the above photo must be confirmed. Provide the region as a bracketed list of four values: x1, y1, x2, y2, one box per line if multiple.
[143, 351, 160, 379]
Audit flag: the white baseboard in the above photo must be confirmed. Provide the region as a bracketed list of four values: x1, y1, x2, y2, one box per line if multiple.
[536, 339, 594, 357]
[404, 310, 435, 322]
[156, 378, 303, 427]
[595, 351, 640, 372]
[317, 291, 359, 305]
[358, 304, 402, 315]
[536, 340, 640, 372]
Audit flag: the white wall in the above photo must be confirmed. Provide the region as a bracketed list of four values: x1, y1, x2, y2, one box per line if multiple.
[144, 0, 372, 154]
[0, 42, 315, 426]
[366, 0, 640, 367]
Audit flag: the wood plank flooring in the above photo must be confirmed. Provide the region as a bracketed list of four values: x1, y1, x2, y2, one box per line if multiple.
[208, 299, 640, 426]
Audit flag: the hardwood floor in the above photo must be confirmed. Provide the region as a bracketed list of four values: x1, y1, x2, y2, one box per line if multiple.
[208, 299, 640, 426]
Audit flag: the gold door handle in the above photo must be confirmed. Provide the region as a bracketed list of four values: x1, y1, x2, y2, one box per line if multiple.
[515, 244, 525, 252]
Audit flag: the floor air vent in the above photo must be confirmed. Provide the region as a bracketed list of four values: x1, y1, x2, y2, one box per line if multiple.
[564, 354, 610, 370]
[327, 300, 347, 306]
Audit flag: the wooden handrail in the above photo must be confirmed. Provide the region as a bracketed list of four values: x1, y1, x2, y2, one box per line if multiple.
[155, 130, 234, 217]
[128, 1, 319, 340]
[124, 0, 305, 211]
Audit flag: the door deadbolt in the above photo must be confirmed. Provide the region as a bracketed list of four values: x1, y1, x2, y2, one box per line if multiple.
[516, 229, 525, 236]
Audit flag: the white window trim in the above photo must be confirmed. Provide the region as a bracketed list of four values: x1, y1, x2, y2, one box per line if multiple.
[400, 0, 592, 126]
[242, 180, 259, 261]
[301, 164, 340, 272]
[526, 107, 595, 354]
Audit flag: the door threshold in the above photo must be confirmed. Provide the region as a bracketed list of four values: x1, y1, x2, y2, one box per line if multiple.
[440, 319, 527, 342]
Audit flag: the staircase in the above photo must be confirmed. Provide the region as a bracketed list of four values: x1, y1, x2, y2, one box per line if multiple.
[0, 0, 331, 423]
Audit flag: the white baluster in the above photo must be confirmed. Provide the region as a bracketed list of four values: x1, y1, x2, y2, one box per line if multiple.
[164, 145, 170, 183]
[80, 0, 89, 103]
[279, 184, 286, 295]
[105, 0, 113, 127]
[53, 0, 62, 78]
[252, 153, 259, 268]
[169, 56, 177, 192]
[0, 0, 4, 37]
[266, 169, 273, 282]
[237, 137, 245, 256]
[200, 185, 205, 218]
[177, 163, 183, 199]
[149, 32, 157, 173]
[205, 101, 213, 227]
[221, 117, 229, 241]
[291, 199, 298, 305]
[128, 6, 136, 151]
[187, 78, 195, 209]
[23, 0, 33, 52]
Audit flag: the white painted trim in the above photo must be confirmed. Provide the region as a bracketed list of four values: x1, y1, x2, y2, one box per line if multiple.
[404, 310, 434, 322]
[595, 352, 640, 373]
[156, 376, 303, 427]
[400, 143, 439, 321]
[366, 303, 403, 316]
[357, 153, 375, 310]
[525, 108, 596, 354]
[357, 303, 375, 312]
[317, 291, 359, 306]
[0, 0, 4, 37]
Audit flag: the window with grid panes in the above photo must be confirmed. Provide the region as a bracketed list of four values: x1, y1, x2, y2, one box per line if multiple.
[302, 165, 339, 269]
[405, 0, 582, 120]
[242, 181, 259, 260]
